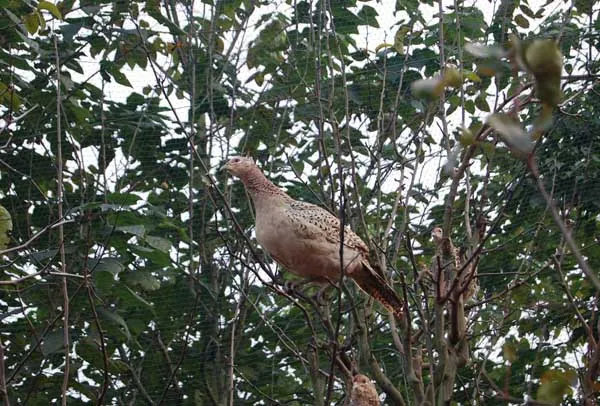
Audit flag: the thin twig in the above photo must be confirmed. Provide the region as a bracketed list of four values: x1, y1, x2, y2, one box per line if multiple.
[53, 34, 70, 406]
[118, 346, 156, 406]
[0, 338, 9, 406]
[156, 293, 201, 405]
[528, 158, 600, 291]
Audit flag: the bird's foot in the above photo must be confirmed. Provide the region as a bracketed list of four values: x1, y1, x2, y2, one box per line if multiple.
[283, 280, 299, 294]
[313, 283, 335, 306]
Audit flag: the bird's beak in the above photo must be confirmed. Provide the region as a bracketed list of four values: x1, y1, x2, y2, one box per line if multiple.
[220, 162, 230, 172]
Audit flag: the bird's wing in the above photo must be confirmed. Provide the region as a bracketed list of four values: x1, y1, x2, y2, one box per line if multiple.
[285, 200, 369, 254]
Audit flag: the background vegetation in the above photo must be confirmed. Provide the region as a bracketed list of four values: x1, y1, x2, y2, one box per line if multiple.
[0, 0, 599, 404]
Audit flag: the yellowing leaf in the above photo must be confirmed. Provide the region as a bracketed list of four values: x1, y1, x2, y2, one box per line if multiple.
[255, 71, 264, 86]
[477, 65, 497, 77]
[23, 12, 39, 35]
[463, 70, 481, 82]
[443, 67, 462, 88]
[375, 42, 393, 53]
[531, 104, 554, 139]
[524, 39, 562, 77]
[215, 37, 224, 54]
[502, 341, 517, 363]
[460, 127, 476, 146]
[523, 39, 563, 106]
[38, 0, 63, 20]
[394, 26, 410, 55]
[0, 205, 12, 250]
[537, 369, 574, 405]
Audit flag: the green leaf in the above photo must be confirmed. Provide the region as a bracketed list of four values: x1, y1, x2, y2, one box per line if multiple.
[126, 317, 149, 336]
[145, 6, 187, 36]
[514, 14, 530, 28]
[89, 257, 124, 275]
[123, 271, 161, 291]
[122, 285, 154, 308]
[110, 68, 132, 87]
[126, 92, 146, 106]
[145, 235, 172, 252]
[93, 270, 115, 292]
[78, 341, 127, 376]
[97, 307, 131, 341]
[519, 4, 536, 18]
[357, 5, 379, 28]
[0, 205, 12, 250]
[574, 0, 593, 14]
[130, 245, 171, 266]
[30, 248, 59, 262]
[116, 225, 145, 237]
[41, 329, 65, 355]
[38, 0, 63, 20]
[474, 94, 490, 112]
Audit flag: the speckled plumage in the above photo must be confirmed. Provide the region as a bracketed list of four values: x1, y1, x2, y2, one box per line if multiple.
[431, 227, 478, 300]
[350, 374, 380, 406]
[223, 157, 403, 317]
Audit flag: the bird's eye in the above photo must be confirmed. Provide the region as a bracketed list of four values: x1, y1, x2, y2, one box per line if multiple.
[231, 157, 240, 163]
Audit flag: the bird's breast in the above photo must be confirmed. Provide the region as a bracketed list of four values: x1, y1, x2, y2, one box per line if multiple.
[255, 208, 363, 280]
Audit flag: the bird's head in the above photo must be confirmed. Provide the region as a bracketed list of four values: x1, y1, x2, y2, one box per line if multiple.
[352, 374, 371, 385]
[431, 227, 443, 243]
[221, 156, 256, 177]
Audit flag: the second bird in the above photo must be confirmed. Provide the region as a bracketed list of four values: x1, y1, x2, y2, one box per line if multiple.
[222, 157, 403, 318]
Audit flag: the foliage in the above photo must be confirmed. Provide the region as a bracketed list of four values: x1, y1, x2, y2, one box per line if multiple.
[0, 0, 599, 405]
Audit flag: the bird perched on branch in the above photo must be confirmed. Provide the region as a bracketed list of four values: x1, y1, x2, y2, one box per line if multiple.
[222, 156, 403, 318]
[431, 227, 478, 301]
[350, 374, 380, 406]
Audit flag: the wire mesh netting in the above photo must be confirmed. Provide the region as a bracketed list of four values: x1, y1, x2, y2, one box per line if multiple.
[0, 1, 599, 405]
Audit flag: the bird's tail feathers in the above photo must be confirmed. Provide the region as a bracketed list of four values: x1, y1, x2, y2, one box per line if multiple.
[352, 261, 404, 318]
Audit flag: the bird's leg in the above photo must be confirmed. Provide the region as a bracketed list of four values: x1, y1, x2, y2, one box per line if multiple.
[281, 277, 317, 294]
[282, 279, 300, 294]
[313, 278, 338, 306]
[281, 277, 333, 310]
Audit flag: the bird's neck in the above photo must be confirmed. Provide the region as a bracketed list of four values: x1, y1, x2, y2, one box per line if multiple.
[241, 166, 291, 202]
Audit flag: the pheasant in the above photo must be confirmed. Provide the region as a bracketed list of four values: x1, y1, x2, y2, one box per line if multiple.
[431, 227, 478, 301]
[222, 156, 403, 318]
[350, 374, 380, 406]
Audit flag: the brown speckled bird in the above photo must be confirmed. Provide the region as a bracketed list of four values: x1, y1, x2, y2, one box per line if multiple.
[350, 374, 380, 406]
[222, 157, 403, 318]
[431, 227, 478, 300]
